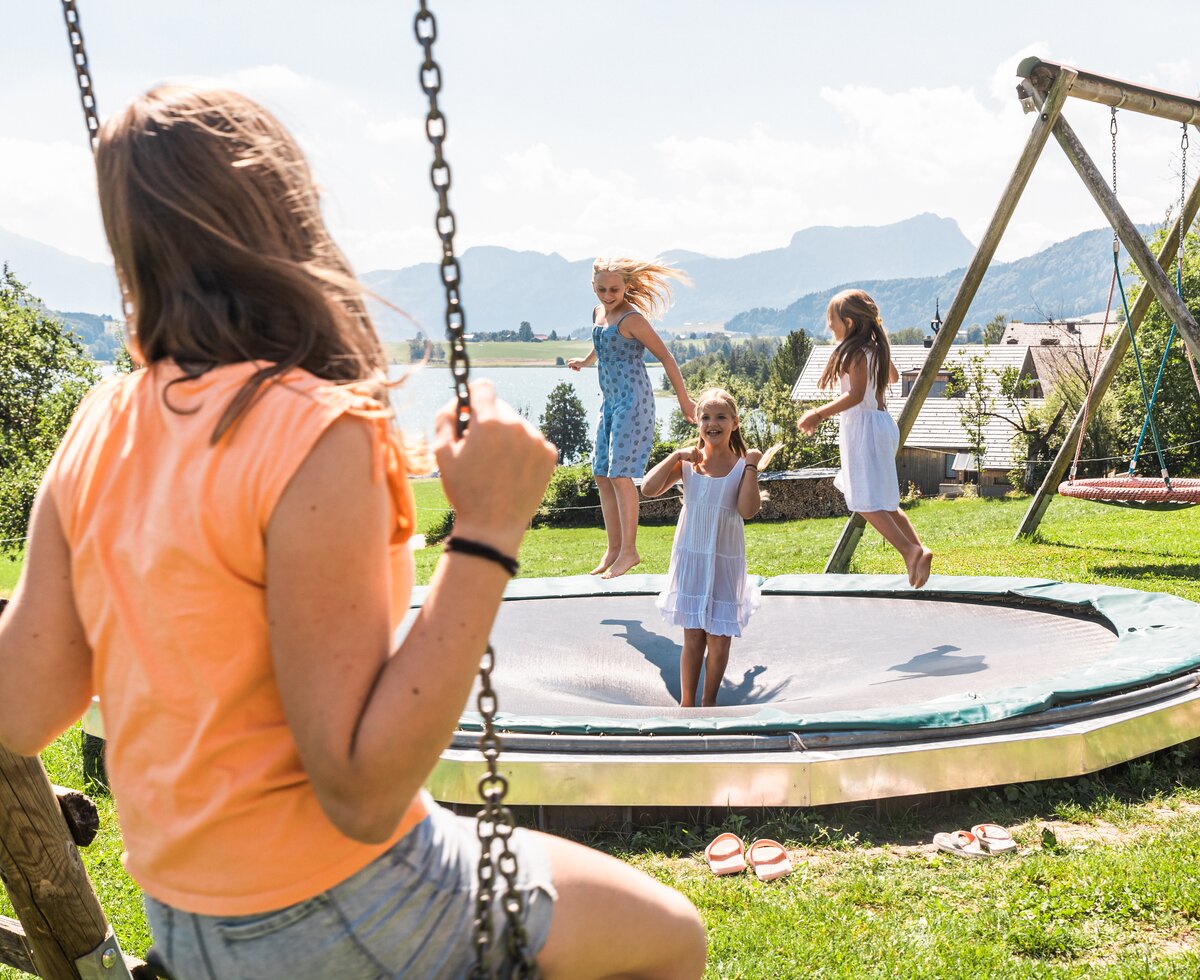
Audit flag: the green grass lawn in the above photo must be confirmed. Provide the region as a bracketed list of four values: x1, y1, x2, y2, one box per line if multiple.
[5, 494, 1200, 977]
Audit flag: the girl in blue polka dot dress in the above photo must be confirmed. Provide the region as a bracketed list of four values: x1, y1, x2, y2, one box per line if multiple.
[568, 258, 695, 578]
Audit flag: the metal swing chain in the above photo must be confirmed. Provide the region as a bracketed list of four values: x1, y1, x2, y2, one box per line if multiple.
[61, 0, 101, 153]
[413, 6, 536, 978]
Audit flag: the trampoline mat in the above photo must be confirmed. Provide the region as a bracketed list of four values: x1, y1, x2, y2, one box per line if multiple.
[468, 593, 1118, 722]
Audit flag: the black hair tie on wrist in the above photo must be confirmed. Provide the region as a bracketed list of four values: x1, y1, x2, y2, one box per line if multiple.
[443, 537, 520, 577]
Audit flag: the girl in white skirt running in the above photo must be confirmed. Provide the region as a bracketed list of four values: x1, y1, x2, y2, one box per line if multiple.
[643, 388, 763, 707]
[798, 288, 933, 587]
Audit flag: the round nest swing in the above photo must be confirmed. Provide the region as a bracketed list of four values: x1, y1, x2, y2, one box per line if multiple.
[1058, 475, 1200, 509]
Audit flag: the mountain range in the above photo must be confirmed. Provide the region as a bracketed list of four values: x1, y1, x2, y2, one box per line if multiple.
[727, 225, 1153, 336]
[0, 227, 122, 317]
[362, 212, 976, 339]
[0, 214, 1158, 343]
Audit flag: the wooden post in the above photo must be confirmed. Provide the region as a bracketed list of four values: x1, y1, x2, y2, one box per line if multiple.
[1015, 168, 1200, 538]
[823, 67, 1075, 573]
[0, 743, 121, 979]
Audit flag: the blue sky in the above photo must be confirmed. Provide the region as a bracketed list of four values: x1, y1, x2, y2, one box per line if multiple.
[5, 1, 1200, 272]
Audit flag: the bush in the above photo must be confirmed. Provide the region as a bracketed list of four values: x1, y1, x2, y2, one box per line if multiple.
[424, 507, 455, 544]
[532, 463, 601, 528]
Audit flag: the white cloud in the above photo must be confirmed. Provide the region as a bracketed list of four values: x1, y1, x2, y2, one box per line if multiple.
[0, 137, 110, 263]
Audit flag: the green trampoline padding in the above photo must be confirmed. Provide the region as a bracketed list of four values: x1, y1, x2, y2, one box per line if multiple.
[403, 574, 1200, 737]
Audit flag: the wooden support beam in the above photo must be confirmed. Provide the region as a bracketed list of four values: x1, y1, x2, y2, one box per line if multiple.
[0, 914, 37, 976]
[1015, 146, 1200, 538]
[1019, 57, 1200, 127]
[823, 67, 1075, 573]
[0, 743, 114, 979]
[1044, 110, 1200, 365]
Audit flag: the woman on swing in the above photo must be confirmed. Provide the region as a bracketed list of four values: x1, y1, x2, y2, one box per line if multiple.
[0, 86, 705, 979]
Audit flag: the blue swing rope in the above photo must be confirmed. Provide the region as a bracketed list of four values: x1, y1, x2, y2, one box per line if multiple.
[1126, 122, 1194, 482]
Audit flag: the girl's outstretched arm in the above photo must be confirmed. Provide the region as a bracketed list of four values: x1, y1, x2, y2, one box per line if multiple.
[567, 347, 596, 371]
[623, 315, 696, 423]
[736, 449, 763, 519]
[267, 382, 556, 843]
[0, 490, 94, 756]
[798, 352, 871, 435]
[642, 447, 695, 498]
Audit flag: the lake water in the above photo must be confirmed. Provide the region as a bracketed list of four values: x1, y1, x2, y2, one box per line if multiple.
[388, 364, 678, 442]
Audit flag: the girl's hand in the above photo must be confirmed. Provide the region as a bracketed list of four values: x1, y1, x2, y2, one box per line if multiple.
[677, 446, 701, 466]
[744, 449, 763, 468]
[797, 408, 824, 437]
[435, 382, 558, 555]
[678, 396, 697, 424]
[566, 358, 585, 371]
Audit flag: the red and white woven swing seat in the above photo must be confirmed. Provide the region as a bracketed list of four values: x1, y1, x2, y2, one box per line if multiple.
[1058, 476, 1200, 509]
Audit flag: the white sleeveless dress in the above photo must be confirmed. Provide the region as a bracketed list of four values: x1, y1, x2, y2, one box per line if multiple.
[656, 457, 760, 637]
[833, 349, 901, 513]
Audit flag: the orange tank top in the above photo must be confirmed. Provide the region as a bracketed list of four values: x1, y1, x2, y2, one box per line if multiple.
[44, 361, 427, 915]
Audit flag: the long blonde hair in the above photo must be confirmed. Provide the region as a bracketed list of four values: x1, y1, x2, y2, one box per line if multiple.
[96, 85, 389, 442]
[818, 288, 892, 397]
[693, 387, 748, 458]
[592, 257, 690, 320]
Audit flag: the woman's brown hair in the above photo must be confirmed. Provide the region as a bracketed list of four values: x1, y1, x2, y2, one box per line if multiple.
[96, 86, 389, 442]
[817, 288, 892, 398]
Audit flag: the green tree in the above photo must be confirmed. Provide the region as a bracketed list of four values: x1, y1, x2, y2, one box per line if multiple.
[768, 330, 813, 390]
[889, 326, 926, 345]
[518, 321, 535, 343]
[539, 381, 592, 464]
[0, 268, 99, 552]
[945, 355, 992, 483]
[984, 313, 1008, 345]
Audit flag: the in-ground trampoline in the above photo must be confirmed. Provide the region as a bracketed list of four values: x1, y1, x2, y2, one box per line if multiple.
[424, 574, 1200, 810]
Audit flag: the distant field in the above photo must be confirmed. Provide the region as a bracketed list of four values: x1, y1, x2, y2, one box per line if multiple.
[386, 340, 591, 366]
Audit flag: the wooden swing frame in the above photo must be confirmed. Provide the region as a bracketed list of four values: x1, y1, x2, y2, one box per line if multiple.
[825, 58, 1200, 572]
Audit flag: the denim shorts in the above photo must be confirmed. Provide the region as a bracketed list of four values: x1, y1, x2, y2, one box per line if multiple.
[143, 802, 557, 979]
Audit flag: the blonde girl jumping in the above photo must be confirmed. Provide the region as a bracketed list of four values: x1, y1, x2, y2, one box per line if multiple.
[568, 258, 695, 579]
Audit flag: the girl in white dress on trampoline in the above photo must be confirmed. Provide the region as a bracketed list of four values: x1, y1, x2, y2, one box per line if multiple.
[798, 288, 933, 587]
[643, 388, 763, 707]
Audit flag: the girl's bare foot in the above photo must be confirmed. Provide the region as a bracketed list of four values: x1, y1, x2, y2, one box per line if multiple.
[914, 547, 933, 588]
[589, 550, 618, 575]
[602, 551, 641, 579]
[902, 544, 922, 587]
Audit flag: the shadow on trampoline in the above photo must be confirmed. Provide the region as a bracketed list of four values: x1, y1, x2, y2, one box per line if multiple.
[874, 644, 986, 685]
[601, 618, 681, 701]
[602, 618, 789, 705]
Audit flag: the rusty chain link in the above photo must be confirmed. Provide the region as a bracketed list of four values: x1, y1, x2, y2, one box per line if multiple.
[414, 5, 536, 978]
[61, 0, 101, 152]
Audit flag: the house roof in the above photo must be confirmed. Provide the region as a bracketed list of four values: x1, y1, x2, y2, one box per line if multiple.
[891, 399, 1040, 469]
[790, 344, 1034, 402]
[1000, 319, 1114, 348]
[1027, 344, 1099, 399]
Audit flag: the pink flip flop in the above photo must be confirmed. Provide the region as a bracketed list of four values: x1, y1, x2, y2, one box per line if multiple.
[933, 829, 990, 859]
[746, 838, 793, 881]
[971, 823, 1017, 855]
[704, 832, 746, 875]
